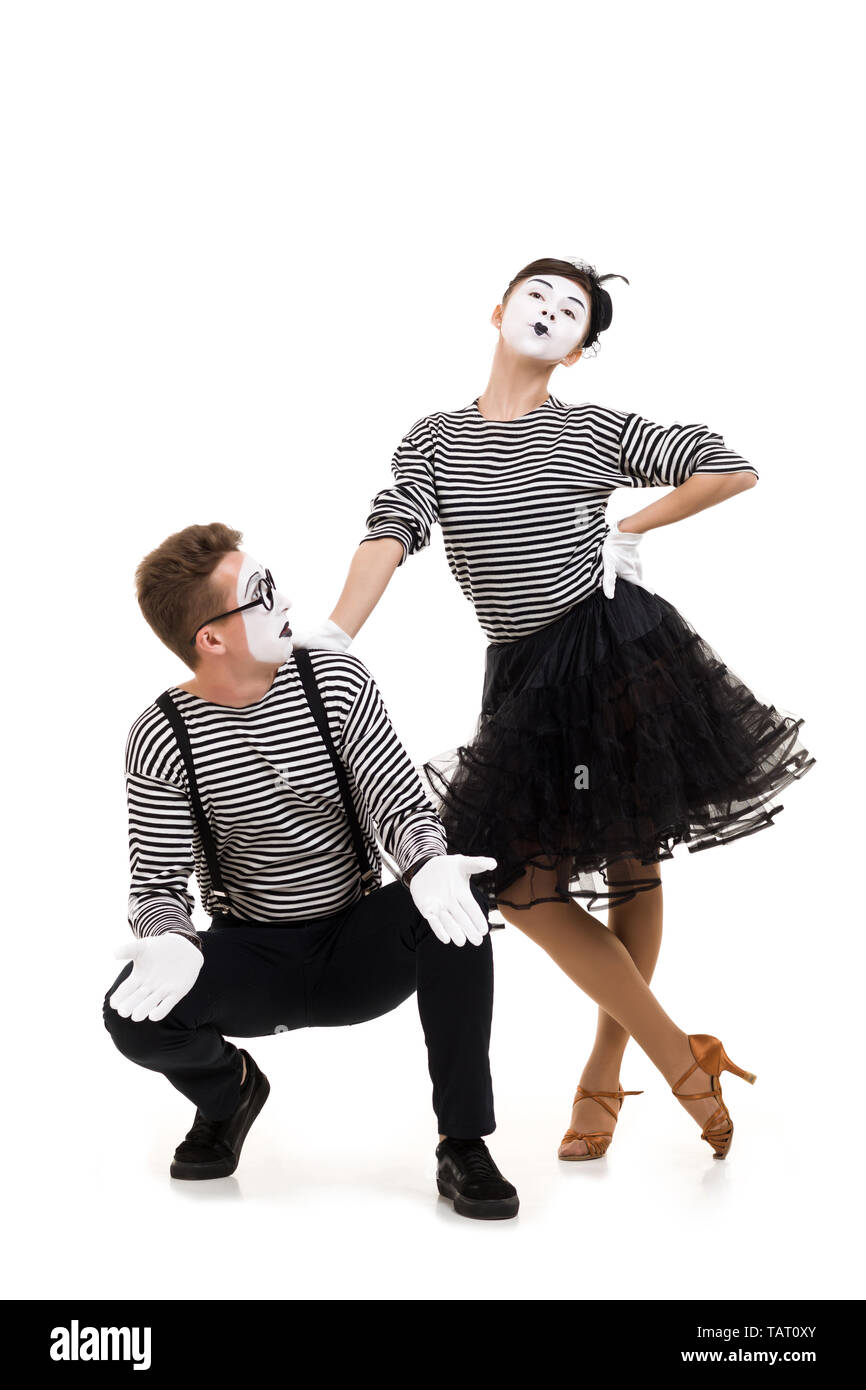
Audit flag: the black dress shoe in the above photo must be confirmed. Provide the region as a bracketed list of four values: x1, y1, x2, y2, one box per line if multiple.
[170, 1050, 270, 1180]
[435, 1137, 519, 1220]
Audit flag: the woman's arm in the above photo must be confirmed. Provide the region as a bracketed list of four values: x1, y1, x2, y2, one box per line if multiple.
[618, 470, 758, 535]
[320, 418, 439, 642]
[329, 537, 405, 638]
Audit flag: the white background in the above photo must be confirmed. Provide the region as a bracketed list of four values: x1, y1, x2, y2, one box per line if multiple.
[2, 0, 861, 1301]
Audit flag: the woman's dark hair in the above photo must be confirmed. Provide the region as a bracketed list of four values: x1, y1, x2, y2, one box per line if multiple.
[501, 257, 629, 354]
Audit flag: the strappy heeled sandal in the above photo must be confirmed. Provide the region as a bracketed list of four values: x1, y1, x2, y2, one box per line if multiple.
[557, 1084, 643, 1162]
[672, 1033, 757, 1160]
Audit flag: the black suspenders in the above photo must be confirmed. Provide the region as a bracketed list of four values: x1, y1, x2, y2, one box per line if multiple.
[292, 649, 378, 895]
[155, 691, 233, 918]
[155, 655, 379, 920]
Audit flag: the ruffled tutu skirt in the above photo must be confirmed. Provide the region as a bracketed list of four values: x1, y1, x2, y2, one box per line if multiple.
[422, 579, 815, 914]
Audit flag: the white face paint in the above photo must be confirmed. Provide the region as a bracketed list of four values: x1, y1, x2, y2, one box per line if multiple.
[500, 274, 590, 362]
[236, 553, 293, 665]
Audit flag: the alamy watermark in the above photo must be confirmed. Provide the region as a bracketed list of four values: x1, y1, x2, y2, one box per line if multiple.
[50, 1321, 151, 1370]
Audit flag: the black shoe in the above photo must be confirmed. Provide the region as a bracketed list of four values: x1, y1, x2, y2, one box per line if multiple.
[170, 1050, 270, 1180]
[435, 1137, 519, 1220]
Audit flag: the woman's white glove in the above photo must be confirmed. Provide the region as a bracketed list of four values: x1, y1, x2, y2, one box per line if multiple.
[409, 854, 497, 947]
[109, 934, 204, 1023]
[601, 521, 651, 599]
[291, 619, 353, 652]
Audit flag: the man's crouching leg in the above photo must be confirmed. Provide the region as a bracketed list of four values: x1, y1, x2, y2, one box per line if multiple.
[101, 936, 271, 1179]
[410, 885, 519, 1220]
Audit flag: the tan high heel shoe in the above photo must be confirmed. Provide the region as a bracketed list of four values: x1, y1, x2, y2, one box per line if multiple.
[558, 1084, 643, 1161]
[672, 1033, 757, 1160]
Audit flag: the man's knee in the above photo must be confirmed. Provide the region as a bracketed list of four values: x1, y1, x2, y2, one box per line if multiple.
[102, 963, 162, 1059]
[102, 991, 143, 1058]
[102, 962, 131, 1036]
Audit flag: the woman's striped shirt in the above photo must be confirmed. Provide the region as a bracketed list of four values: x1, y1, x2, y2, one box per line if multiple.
[125, 650, 447, 944]
[361, 396, 759, 642]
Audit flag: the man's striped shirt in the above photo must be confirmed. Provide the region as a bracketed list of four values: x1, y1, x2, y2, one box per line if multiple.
[125, 650, 447, 945]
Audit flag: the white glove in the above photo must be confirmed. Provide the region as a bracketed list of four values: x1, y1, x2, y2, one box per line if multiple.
[291, 619, 353, 652]
[409, 854, 497, 947]
[601, 521, 651, 599]
[109, 934, 204, 1023]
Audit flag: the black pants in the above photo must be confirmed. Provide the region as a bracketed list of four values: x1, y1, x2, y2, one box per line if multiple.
[103, 880, 495, 1137]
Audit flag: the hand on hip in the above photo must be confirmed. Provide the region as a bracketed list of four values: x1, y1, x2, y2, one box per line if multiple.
[602, 521, 651, 599]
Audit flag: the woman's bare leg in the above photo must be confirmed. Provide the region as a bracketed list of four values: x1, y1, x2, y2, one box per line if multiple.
[496, 860, 725, 1139]
[563, 860, 663, 1154]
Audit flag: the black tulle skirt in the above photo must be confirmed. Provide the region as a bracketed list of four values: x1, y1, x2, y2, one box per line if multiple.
[422, 579, 815, 914]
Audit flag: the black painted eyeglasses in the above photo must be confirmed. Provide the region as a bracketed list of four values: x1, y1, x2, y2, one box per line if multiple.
[189, 568, 276, 647]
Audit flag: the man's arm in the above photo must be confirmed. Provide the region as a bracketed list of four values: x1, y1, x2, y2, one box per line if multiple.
[108, 710, 206, 1023]
[337, 665, 448, 880]
[125, 708, 202, 951]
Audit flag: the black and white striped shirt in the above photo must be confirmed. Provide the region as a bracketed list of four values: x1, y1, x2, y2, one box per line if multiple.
[362, 396, 759, 642]
[125, 650, 447, 944]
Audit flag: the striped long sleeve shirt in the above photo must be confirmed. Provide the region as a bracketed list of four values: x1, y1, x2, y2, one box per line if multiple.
[362, 396, 759, 642]
[125, 649, 448, 945]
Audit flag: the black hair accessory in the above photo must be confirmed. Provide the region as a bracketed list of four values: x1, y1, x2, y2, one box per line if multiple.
[565, 256, 630, 340]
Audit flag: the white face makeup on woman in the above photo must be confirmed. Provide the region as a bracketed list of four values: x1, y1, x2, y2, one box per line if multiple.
[499, 273, 590, 363]
[236, 553, 293, 666]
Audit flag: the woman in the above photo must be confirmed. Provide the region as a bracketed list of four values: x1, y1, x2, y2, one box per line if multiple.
[294, 256, 815, 1162]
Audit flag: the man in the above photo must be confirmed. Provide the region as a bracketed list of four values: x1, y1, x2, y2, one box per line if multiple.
[103, 522, 518, 1220]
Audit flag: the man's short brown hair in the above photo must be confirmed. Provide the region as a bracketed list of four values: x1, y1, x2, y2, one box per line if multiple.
[136, 522, 243, 669]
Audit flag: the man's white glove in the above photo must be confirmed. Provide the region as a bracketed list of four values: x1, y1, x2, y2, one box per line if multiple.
[291, 619, 353, 652]
[109, 934, 204, 1023]
[409, 853, 497, 947]
[601, 521, 651, 599]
